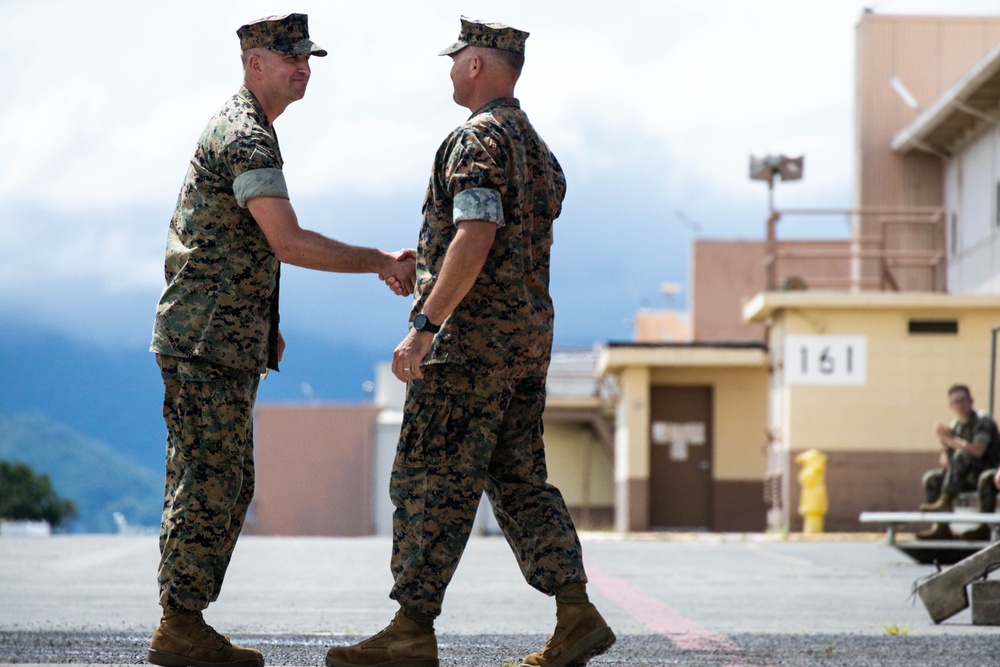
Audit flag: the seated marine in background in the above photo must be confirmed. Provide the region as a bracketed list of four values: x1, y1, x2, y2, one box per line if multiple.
[917, 384, 1000, 541]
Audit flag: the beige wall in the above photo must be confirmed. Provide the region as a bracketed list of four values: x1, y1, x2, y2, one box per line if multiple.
[853, 14, 1000, 291]
[252, 389, 614, 536]
[746, 292, 1000, 529]
[773, 305, 998, 455]
[544, 421, 614, 529]
[692, 241, 767, 343]
[600, 346, 769, 531]
[614, 365, 650, 531]
[692, 240, 850, 344]
[614, 365, 651, 485]
[649, 366, 768, 481]
[854, 13, 1000, 210]
[251, 404, 380, 537]
[634, 310, 691, 343]
[545, 422, 614, 507]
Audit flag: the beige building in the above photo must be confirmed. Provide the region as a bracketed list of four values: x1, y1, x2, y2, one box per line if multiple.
[249, 404, 380, 536]
[543, 350, 616, 529]
[852, 13, 1000, 291]
[251, 12, 1000, 537]
[600, 239, 855, 533]
[744, 292, 1000, 531]
[892, 34, 1000, 293]
[250, 350, 615, 537]
[600, 11, 1000, 534]
[690, 240, 851, 342]
[371, 352, 615, 536]
[855, 13, 1000, 212]
[744, 13, 1000, 531]
[598, 343, 769, 533]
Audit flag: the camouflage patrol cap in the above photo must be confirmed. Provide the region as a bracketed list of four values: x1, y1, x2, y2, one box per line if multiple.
[438, 16, 529, 56]
[237, 13, 327, 57]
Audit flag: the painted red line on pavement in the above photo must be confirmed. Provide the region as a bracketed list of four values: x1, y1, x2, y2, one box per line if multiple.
[584, 559, 739, 653]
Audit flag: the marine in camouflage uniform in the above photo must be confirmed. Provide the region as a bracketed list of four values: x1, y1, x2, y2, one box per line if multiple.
[151, 76, 284, 613]
[923, 412, 1000, 504]
[389, 94, 584, 614]
[918, 385, 1000, 541]
[149, 14, 415, 667]
[148, 81, 284, 667]
[326, 17, 614, 667]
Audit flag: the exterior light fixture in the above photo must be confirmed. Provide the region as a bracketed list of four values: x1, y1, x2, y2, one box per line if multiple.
[749, 154, 806, 290]
[749, 154, 804, 185]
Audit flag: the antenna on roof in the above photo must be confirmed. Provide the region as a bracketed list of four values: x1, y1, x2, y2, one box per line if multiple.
[890, 76, 921, 111]
[674, 209, 703, 235]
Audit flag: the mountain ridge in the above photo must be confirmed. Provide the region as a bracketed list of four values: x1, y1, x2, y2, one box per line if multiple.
[0, 411, 163, 533]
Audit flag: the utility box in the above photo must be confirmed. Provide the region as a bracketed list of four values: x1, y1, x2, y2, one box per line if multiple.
[970, 580, 1000, 626]
[917, 541, 1000, 623]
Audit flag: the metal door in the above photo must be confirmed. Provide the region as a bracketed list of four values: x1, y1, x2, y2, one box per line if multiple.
[649, 386, 713, 529]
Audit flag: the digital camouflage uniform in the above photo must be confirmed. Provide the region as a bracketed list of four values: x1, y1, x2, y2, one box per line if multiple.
[150, 85, 289, 612]
[390, 95, 587, 617]
[923, 411, 1000, 512]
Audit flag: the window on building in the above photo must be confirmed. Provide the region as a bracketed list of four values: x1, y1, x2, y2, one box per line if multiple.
[908, 319, 959, 335]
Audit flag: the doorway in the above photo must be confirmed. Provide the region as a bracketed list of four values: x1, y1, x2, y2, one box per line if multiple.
[649, 386, 713, 529]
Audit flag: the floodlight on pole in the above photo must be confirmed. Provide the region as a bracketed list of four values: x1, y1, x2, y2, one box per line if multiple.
[749, 154, 804, 192]
[749, 154, 805, 290]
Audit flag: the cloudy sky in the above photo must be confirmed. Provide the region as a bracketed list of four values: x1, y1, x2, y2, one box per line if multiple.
[4, 0, 1000, 359]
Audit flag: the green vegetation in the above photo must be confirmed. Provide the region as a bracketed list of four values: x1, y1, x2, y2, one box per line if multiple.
[882, 623, 910, 636]
[0, 460, 77, 527]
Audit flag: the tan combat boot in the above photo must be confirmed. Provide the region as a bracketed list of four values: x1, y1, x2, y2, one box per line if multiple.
[325, 609, 438, 667]
[919, 491, 956, 512]
[148, 610, 264, 667]
[520, 602, 616, 667]
[959, 524, 992, 541]
[916, 522, 953, 540]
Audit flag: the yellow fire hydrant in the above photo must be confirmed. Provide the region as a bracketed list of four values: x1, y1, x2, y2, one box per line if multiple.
[795, 449, 828, 534]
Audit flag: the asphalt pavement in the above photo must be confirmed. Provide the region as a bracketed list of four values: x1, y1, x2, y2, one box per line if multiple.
[2, 531, 999, 666]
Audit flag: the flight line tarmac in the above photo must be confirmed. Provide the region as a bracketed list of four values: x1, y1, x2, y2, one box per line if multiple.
[2, 532, 998, 666]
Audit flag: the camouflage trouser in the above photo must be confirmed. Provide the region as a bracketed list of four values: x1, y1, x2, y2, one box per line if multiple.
[389, 365, 587, 617]
[156, 354, 259, 611]
[923, 451, 995, 511]
[984, 469, 1000, 513]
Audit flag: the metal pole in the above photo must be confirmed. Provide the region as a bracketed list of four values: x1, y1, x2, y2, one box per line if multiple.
[766, 175, 777, 291]
[991, 326, 1000, 419]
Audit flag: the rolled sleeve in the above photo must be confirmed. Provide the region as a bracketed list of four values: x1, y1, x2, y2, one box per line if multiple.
[453, 187, 504, 227]
[233, 168, 289, 208]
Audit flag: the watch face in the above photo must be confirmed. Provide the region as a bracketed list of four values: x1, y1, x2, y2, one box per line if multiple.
[414, 314, 428, 330]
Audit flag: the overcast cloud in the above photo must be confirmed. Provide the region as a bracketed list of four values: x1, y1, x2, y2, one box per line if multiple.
[3, 0, 999, 353]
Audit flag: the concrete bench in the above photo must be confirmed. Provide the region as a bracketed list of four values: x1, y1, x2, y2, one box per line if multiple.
[862, 513, 1000, 624]
[859, 511, 1000, 545]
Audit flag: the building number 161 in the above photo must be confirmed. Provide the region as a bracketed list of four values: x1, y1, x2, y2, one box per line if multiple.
[785, 335, 867, 386]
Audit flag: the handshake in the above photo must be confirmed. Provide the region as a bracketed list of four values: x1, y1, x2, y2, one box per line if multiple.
[380, 248, 417, 297]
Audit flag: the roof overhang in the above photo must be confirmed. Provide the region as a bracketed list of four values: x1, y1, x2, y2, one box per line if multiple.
[597, 342, 767, 375]
[743, 291, 1000, 323]
[892, 40, 1000, 157]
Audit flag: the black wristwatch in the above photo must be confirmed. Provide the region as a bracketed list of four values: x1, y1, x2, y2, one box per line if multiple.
[413, 313, 441, 334]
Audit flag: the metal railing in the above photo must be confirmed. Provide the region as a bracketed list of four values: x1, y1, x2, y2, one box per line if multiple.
[765, 206, 947, 292]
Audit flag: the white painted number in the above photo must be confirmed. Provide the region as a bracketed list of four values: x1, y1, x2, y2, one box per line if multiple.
[785, 335, 867, 386]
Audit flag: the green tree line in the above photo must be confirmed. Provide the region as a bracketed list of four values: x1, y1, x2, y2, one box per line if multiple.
[0, 460, 77, 527]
